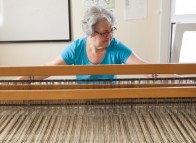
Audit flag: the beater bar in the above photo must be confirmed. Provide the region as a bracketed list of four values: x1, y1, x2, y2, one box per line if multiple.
[0, 64, 196, 76]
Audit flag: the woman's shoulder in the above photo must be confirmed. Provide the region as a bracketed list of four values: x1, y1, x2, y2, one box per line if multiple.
[66, 37, 87, 51]
[109, 38, 125, 48]
[72, 37, 87, 45]
[108, 38, 132, 53]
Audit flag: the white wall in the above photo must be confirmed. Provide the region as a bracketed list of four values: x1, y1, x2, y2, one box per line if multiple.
[0, 0, 161, 66]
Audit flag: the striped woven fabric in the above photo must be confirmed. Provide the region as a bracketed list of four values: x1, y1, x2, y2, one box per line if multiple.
[0, 104, 195, 143]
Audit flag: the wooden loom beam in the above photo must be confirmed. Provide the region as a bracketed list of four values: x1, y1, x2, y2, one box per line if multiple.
[0, 64, 196, 76]
[0, 64, 195, 100]
[0, 87, 195, 101]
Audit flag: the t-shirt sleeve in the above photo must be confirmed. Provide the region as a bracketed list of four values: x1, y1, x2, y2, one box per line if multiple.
[61, 41, 76, 65]
[115, 40, 132, 64]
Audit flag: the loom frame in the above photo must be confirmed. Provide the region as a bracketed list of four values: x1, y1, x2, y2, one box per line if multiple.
[0, 64, 195, 100]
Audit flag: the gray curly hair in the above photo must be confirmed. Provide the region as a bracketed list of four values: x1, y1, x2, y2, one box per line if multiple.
[81, 6, 116, 35]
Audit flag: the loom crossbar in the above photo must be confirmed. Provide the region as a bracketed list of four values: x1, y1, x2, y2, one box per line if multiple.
[0, 64, 196, 76]
[0, 64, 195, 100]
[0, 87, 195, 101]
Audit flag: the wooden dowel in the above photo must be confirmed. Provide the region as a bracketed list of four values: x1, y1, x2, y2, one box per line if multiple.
[0, 87, 195, 100]
[0, 64, 196, 76]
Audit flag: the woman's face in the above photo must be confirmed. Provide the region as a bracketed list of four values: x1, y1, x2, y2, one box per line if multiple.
[92, 20, 114, 48]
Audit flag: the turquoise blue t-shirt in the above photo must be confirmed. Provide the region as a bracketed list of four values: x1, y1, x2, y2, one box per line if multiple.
[61, 37, 132, 80]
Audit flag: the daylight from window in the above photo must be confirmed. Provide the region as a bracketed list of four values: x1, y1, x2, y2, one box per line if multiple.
[179, 31, 196, 63]
[175, 0, 196, 15]
[0, 0, 3, 26]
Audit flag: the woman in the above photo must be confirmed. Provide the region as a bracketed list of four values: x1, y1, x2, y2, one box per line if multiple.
[17, 6, 148, 80]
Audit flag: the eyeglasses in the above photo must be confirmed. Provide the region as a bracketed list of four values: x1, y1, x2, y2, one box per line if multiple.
[94, 27, 117, 37]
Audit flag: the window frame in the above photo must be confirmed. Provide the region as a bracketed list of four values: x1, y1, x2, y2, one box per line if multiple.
[160, 0, 196, 63]
[171, 23, 196, 63]
[171, 0, 196, 23]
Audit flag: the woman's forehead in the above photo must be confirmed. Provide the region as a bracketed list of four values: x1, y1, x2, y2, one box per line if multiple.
[95, 21, 112, 31]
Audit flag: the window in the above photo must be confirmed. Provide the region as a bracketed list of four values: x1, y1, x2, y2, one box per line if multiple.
[175, 0, 196, 15]
[170, 0, 196, 63]
[180, 31, 196, 63]
[171, 23, 196, 63]
[171, 0, 196, 23]
[160, 0, 196, 63]
[0, 0, 3, 26]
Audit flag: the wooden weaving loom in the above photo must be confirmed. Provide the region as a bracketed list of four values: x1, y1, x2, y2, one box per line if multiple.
[0, 64, 195, 143]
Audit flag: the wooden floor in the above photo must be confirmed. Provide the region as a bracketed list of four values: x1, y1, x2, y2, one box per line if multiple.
[0, 104, 195, 143]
